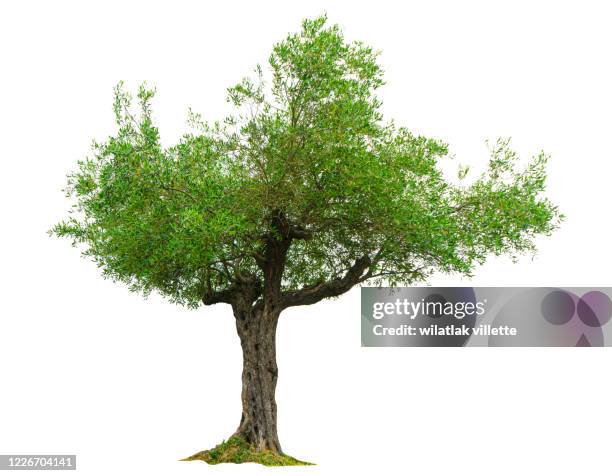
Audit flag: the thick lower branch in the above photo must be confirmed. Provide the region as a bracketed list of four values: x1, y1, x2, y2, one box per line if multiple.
[280, 255, 372, 308]
[202, 274, 262, 307]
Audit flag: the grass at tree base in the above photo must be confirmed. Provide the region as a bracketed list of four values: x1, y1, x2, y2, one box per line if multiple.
[181, 436, 313, 466]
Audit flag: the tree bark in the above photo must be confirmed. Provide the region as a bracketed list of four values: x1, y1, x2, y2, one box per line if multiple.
[229, 216, 292, 454]
[232, 305, 282, 453]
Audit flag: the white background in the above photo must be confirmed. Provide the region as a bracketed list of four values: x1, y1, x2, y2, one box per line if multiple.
[1, 1, 611, 475]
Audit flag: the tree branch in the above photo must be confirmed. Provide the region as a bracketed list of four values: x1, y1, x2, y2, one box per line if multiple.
[289, 224, 313, 240]
[202, 288, 236, 306]
[280, 255, 372, 309]
[202, 274, 262, 307]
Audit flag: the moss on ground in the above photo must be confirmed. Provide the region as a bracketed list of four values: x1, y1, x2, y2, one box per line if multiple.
[181, 436, 313, 466]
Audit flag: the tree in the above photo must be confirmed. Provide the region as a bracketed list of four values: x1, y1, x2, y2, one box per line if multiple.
[52, 15, 562, 464]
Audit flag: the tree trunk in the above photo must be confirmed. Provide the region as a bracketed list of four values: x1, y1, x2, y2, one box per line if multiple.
[233, 306, 282, 453]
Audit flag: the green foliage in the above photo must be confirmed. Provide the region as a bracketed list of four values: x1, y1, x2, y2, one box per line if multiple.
[52, 15, 562, 308]
[181, 436, 312, 466]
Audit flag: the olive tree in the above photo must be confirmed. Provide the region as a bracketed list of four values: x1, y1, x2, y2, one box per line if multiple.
[52, 15, 561, 462]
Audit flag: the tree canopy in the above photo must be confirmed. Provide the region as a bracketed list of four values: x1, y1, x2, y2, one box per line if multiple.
[52, 15, 562, 310]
